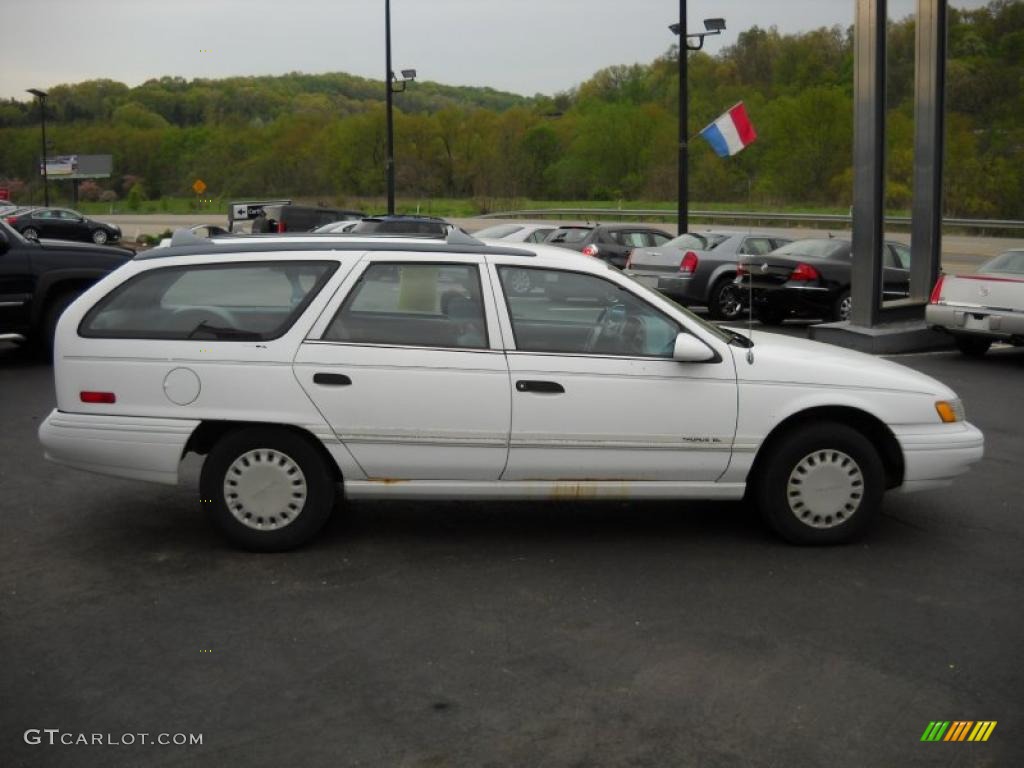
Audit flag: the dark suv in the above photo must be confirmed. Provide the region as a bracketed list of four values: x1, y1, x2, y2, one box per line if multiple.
[543, 224, 673, 269]
[0, 221, 133, 354]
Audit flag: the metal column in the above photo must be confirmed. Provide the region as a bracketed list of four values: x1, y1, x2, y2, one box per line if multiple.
[677, 0, 689, 234]
[910, 0, 947, 302]
[851, 0, 886, 327]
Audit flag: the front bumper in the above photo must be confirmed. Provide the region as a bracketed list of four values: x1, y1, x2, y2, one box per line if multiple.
[926, 303, 1024, 342]
[39, 409, 199, 485]
[891, 421, 984, 492]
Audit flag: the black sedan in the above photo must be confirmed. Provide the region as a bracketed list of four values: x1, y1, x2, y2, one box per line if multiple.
[735, 238, 911, 324]
[6, 207, 121, 245]
[543, 224, 673, 269]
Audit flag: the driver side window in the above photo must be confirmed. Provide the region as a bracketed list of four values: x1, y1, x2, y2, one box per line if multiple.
[497, 267, 680, 358]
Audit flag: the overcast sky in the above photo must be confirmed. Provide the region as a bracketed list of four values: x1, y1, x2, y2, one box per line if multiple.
[2, 0, 993, 101]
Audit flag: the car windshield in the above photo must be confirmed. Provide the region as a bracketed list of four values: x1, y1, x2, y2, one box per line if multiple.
[546, 228, 591, 244]
[662, 233, 727, 251]
[773, 239, 848, 259]
[979, 250, 1024, 275]
[0, 220, 27, 244]
[473, 224, 523, 239]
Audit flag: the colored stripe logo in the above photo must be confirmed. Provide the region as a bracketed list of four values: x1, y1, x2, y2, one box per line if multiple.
[921, 721, 997, 742]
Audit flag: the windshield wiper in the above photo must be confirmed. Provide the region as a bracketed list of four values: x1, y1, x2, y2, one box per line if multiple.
[186, 321, 262, 341]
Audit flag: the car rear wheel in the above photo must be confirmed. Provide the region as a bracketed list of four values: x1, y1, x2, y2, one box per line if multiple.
[755, 422, 884, 545]
[708, 277, 744, 320]
[22, 227, 39, 240]
[200, 427, 336, 551]
[955, 336, 991, 358]
[832, 290, 852, 322]
[92, 229, 108, 244]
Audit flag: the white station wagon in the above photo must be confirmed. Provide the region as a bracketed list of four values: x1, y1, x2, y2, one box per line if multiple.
[40, 231, 984, 550]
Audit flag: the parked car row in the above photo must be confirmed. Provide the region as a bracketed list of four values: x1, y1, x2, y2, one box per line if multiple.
[37, 227, 983, 551]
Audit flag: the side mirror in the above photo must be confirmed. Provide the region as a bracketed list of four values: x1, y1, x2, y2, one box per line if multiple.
[672, 332, 716, 363]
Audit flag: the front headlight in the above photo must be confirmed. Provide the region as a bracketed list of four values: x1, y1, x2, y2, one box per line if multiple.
[935, 399, 965, 423]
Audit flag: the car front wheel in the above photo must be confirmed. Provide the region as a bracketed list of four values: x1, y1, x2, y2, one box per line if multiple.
[755, 422, 884, 545]
[22, 227, 39, 240]
[92, 229, 108, 244]
[200, 427, 336, 551]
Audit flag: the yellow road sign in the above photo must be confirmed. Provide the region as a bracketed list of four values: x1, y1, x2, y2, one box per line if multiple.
[192, 179, 207, 195]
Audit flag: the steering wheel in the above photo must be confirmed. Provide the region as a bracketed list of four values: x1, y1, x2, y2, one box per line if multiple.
[584, 305, 625, 353]
[170, 305, 239, 332]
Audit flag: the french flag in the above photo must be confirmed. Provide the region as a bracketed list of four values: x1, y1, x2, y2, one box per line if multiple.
[699, 102, 757, 158]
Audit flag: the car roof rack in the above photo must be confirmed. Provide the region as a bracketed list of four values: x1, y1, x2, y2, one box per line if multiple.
[140, 227, 538, 260]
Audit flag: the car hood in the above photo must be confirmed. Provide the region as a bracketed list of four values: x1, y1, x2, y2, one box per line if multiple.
[725, 327, 956, 398]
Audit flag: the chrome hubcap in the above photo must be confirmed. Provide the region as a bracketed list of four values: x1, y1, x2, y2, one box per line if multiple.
[838, 296, 853, 321]
[507, 269, 532, 294]
[223, 449, 307, 531]
[787, 449, 863, 529]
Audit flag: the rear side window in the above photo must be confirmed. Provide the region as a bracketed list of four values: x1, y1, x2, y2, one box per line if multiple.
[80, 261, 337, 340]
[323, 263, 488, 350]
[546, 228, 591, 244]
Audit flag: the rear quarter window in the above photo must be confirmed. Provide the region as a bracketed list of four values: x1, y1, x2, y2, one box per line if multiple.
[79, 261, 338, 340]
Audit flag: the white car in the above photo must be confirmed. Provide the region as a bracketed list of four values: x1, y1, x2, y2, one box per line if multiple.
[926, 248, 1024, 356]
[39, 231, 984, 551]
[471, 222, 557, 243]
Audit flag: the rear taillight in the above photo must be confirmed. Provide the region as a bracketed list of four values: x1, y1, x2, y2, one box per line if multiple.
[789, 263, 820, 282]
[736, 261, 748, 276]
[679, 251, 699, 273]
[277, 220, 286, 233]
[5, 216, 17, 225]
[929, 274, 946, 304]
[581, 244, 599, 257]
[80, 391, 116, 404]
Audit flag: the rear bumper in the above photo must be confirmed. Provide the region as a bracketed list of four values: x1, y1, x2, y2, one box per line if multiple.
[891, 421, 984, 492]
[39, 409, 199, 485]
[926, 303, 1024, 341]
[625, 271, 701, 303]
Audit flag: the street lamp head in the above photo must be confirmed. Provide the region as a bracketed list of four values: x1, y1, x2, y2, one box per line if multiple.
[703, 17, 726, 32]
[668, 22, 681, 35]
[400, 69, 417, 80]
[27, 88, 48, 99]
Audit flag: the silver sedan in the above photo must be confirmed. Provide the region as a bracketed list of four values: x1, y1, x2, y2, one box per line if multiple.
[625, 231, 791, 320]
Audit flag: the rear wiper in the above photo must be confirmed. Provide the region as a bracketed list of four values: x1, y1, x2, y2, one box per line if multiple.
[186, 321, 262, 341]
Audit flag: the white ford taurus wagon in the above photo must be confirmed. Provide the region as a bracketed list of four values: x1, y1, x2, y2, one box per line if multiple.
[39, 230, 984, 550]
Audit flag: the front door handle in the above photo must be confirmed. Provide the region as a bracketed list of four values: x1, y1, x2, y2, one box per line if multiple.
[516, 380, 564, 394]
[313, 372, 352, 386]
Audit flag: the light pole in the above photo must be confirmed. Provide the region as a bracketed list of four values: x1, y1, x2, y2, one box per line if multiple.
[668, 11, 725, 234]
[384, 0, 416, 215]
[27, 88, 50, 207]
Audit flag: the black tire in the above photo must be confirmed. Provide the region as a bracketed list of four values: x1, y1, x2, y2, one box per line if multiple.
[755, 422, 884, 545]
[755, 306, 787, 326]
[22, 227, 39, 240]
[955, 336, 991, 358]
[41, 290, 81, 361]
[832, 290, 852, 322]
[708, 277, 744, 321]
[200, 427, 336, 551]
[92, 229, 108, 245]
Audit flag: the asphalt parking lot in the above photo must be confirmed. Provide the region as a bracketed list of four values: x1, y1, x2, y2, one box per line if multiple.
[2, 339, 1022, 767]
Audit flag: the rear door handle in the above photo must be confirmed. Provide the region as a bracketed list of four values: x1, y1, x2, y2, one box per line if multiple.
[313, 372, 352, 386]
[516, 380, 564, 394]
